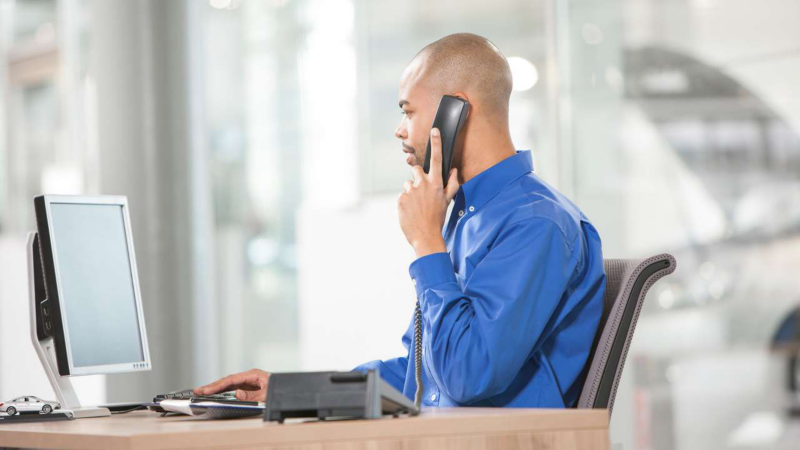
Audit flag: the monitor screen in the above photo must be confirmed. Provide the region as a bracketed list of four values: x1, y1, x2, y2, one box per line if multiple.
[49, 202, 145, 368]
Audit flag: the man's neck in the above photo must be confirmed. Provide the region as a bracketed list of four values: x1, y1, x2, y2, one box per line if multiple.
[458, 124, 517, 184]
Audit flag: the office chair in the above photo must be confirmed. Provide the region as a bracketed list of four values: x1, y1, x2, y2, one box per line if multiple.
[576, 253, 677, 416]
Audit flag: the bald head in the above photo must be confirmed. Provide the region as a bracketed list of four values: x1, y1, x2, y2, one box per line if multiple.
[396, 34, 517, 182]
[408, 33, 513, 123]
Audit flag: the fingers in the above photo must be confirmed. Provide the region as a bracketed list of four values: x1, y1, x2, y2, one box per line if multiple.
[194, 373, 242, 395]
[236, 388, 266, 402]
[428, 128, 442, 185]
[411, 165, 425, 185]
[235, 371, 270, 401]
[444, 168, 460, 202]
[194, 370, 267, 395]
[403, 180, 413, 193]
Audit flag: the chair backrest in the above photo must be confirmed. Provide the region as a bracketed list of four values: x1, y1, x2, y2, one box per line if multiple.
[576, 253, 676, 416]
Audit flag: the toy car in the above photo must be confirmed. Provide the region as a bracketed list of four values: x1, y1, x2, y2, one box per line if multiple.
[0, 396, 61, 415]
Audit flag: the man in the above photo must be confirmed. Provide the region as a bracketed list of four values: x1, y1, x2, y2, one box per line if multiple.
[195, 33, 605, 408]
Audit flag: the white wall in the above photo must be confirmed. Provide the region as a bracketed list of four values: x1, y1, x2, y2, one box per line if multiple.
[0, 236, 105, 406]
[296, 196, 418, 371]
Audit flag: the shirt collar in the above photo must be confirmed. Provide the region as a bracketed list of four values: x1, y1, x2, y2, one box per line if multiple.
[457, 150, 534, 213]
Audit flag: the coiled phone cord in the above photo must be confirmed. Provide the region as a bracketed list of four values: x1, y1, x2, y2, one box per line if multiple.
[413, 300, 423, 411]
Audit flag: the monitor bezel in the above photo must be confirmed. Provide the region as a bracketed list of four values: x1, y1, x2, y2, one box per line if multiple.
[38, 194, 152, 376]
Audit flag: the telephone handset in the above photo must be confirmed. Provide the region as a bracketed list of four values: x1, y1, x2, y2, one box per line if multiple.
[423, 95, 471, 186]
[413, 96, 470, 409]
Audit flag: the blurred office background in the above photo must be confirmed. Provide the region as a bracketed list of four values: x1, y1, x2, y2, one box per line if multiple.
[1, 0, 800, 448]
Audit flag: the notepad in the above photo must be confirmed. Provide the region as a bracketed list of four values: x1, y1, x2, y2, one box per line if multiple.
[157, 400, 264, 419]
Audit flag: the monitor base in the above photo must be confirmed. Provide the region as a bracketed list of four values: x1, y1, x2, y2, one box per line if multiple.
[69, 407, 111, 419]
[28, 232, 110, 420]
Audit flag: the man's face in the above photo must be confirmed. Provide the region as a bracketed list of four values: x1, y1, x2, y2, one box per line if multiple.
[395, 60, 437, 168]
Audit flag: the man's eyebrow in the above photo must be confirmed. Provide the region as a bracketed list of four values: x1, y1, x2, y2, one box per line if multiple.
[399, 100, 409, 108]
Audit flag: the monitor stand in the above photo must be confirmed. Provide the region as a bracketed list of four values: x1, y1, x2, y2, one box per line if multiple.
[27, 232, 110, 419]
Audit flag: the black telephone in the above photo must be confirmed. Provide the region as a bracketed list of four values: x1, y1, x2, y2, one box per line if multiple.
[423, 95, 471, 186]
[412, 95, 471, 409]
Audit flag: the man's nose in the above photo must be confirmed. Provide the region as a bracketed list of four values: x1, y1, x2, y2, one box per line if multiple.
[395, 122, 406, 140]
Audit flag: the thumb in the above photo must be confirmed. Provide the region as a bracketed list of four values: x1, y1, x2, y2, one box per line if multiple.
[235, 389, 264, 401]
[444, 168, 460, 202]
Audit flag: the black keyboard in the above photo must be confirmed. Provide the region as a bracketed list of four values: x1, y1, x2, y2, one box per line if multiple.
[153, 389, 238, 403]
[150, 389, 259, 415]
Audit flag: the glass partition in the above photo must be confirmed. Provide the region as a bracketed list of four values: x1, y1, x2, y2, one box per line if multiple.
[559, 0, 800, 448]
[199, 0, 555, 375]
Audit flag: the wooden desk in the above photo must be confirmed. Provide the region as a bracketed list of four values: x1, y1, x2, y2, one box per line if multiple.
[0, 408, 609, 450]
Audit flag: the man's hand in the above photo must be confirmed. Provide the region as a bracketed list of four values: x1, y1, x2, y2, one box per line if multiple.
[398, 127, 460, 258]
[193, 368, 270, 402]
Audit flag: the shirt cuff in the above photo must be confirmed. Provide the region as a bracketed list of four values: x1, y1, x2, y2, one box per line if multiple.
[409, 252, 458, 298]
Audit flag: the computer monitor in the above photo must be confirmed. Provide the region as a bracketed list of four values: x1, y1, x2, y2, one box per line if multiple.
[28, 195, 153, 417]
[32, 195, 151, 377]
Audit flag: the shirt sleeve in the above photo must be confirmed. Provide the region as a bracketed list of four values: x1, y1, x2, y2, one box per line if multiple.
[353, 356, 408, 393]
[409, 217, 579, 404]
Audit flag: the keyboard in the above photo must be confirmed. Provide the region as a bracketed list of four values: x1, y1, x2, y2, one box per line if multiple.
[153, 389, 238, 403]
[150, 389, 259, 416]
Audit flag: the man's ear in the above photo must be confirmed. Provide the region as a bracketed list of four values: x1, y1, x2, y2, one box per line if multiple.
[450, 91, 470, 104]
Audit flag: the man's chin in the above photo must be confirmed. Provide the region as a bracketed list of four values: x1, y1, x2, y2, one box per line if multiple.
[406, 153, 420, 167]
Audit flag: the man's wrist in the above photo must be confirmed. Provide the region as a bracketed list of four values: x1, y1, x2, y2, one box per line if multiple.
[412, 236, 446, 258]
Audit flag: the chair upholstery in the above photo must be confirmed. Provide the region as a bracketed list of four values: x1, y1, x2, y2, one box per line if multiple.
[576, 253, 677, 416]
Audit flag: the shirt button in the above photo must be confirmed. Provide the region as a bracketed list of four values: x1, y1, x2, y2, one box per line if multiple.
[468, 206, 475, 212]
[431, 393, 437, 401]
[458, 210, 464, 217]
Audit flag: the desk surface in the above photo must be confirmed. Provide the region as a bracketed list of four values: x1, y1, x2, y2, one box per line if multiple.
[0, 408, 609, 450]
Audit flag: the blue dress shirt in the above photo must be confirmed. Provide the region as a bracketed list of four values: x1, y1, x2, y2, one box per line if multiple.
[356, 151, 606, 408]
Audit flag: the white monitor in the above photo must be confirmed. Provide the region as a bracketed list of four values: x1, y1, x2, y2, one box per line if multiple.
[29, 195, 151, 417]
